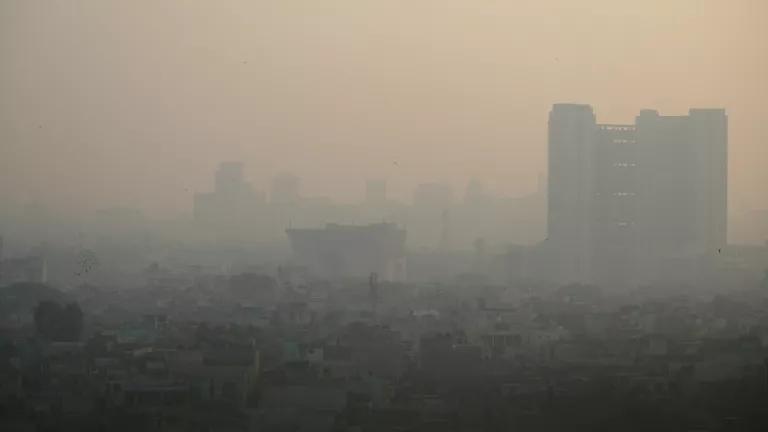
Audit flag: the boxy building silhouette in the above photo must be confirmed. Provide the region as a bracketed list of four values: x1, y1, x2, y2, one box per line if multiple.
[546, 104, 727, 287]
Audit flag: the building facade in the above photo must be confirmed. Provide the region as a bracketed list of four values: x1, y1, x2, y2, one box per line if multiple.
[547, 104, 727, 287]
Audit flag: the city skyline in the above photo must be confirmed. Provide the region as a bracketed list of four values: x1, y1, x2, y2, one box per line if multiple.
[1, 1, 766, 219]
[2, 3, 768, 431]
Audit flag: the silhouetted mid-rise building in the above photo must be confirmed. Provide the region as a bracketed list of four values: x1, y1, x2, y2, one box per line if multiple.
[286, 223, 406, 281]
[410, 183, 455, 250]
[193, 162, 265, 243]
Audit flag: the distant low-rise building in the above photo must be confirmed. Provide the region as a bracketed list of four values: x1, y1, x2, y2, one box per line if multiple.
[287, 223, 407, 282]
[0, 255, 47, 285]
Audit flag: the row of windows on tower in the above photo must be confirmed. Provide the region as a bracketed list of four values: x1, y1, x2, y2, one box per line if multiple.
[595, 192, 638, 197]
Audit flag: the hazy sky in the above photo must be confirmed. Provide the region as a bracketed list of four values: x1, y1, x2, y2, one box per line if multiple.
[1, 0, 766, 217]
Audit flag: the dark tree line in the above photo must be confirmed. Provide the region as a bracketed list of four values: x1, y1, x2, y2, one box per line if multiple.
[33, 300, 83, 342]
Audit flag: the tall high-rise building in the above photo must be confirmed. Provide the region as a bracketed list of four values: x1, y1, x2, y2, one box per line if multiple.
[634, 109, 728, 282]
[547, 104, 727, 287]
[547, 104, 597, 283]
[592, 123, 640, 286]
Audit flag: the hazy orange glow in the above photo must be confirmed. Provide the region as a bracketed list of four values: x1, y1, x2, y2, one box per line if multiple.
[1, 1, 765, 224]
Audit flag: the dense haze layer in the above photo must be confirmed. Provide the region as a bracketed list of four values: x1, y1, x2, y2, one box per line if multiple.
[1, 0, 766, 220]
